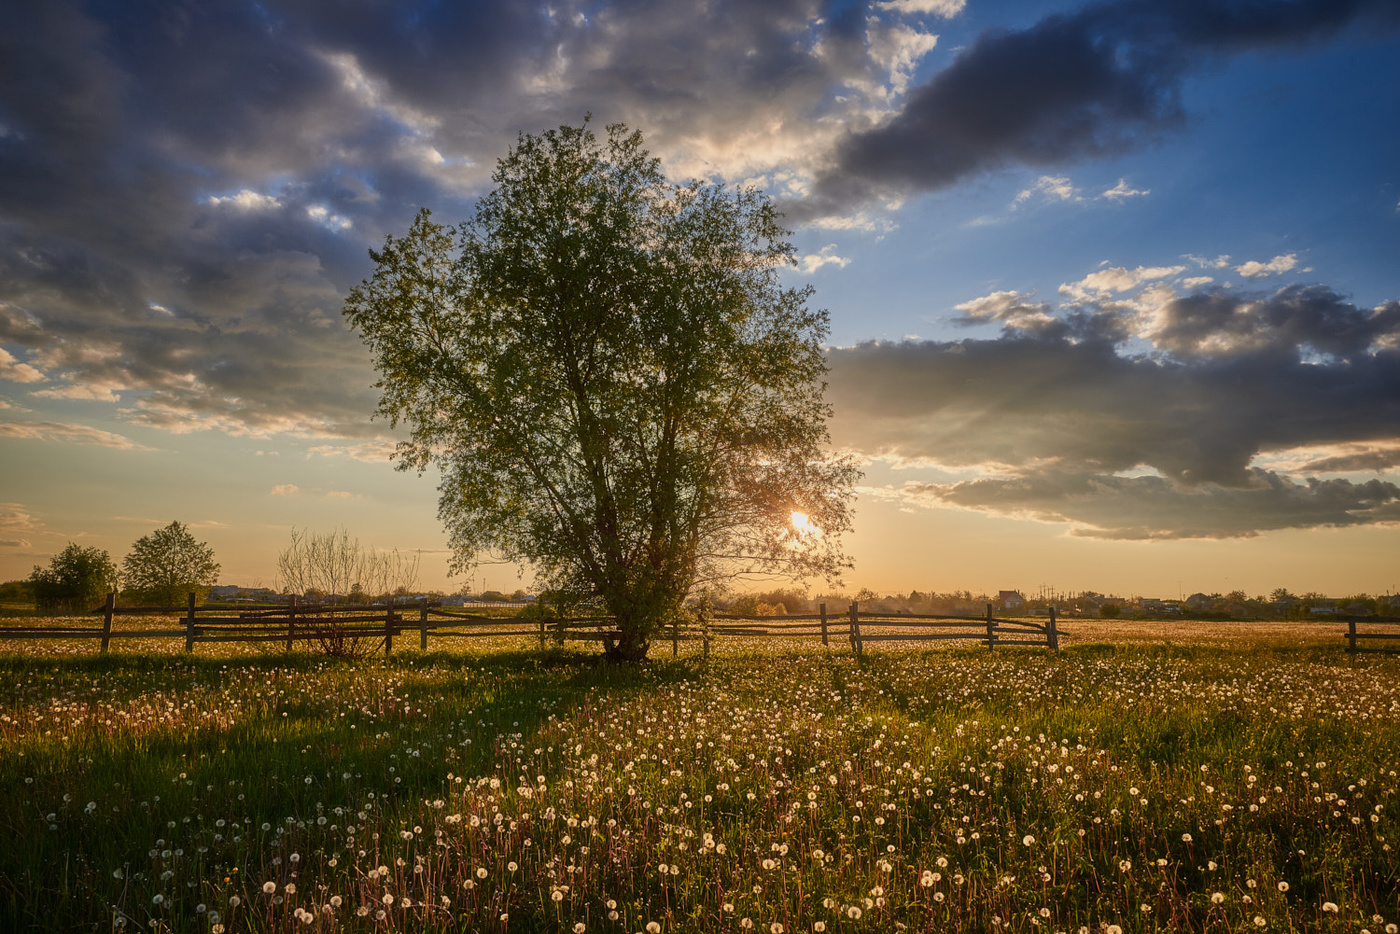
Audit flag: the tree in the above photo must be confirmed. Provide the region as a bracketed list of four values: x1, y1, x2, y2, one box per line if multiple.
[344, 119, 858, 661]
[122, 521, 221, 606]
[276, 528, 419, 601]
[31, 543, 118, 613]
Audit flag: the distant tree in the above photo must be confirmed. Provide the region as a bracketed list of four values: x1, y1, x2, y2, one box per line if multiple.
[121, 521, 220, 607]
[344, 119, 858, 662]
[0, 579, 34, 605]
[31, 543, 118, 613]
[1099, 603, 1121, 619]
[1270, 588, 1296, 602]
[276, 528, 419, 601]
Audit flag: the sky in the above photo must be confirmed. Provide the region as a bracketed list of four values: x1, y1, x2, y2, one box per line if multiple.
[2, 0, 1399, 600]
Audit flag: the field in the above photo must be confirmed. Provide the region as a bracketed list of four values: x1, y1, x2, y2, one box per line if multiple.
[1, 620, 1397, 933]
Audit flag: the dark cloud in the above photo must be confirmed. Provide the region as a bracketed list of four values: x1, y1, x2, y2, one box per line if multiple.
[828, 281, 1400, 538]
[806, 0, 1400, 215]
[0, 0, 921, 438]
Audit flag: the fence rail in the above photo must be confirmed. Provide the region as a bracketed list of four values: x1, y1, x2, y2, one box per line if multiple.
[0, 595, 1065, 657]
[1343, 617, 1400, 654]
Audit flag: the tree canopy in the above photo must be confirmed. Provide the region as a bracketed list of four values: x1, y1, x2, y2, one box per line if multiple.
[121, 520, 220, 607]
[344, 120, 858, 661]
[31, 543, 118, 613]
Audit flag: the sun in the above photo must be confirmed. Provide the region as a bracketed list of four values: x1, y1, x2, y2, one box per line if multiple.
[789, 511, 818, 537]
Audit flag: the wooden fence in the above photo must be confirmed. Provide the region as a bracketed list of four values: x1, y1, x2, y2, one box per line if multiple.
[0, 595, 1064, 656]
[1343, 617, 1400, 654]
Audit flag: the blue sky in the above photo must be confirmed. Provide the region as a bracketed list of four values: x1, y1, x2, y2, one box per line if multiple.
[2, 0, 1398, 597]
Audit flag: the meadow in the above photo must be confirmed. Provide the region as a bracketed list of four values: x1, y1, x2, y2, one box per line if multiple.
[1, 622, 1397, 933]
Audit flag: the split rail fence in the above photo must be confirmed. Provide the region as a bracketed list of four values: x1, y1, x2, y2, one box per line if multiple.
[1343, 618, 1400, 654]
[0, 596, 1062, 656]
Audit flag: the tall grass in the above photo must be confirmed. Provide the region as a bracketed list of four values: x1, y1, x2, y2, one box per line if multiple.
[0, 639, 1396, 932]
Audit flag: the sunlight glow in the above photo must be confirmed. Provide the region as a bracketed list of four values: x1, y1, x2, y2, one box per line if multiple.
[790, 511, 818, 537]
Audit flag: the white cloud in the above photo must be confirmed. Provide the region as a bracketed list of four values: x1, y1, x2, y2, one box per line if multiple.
[1014, 175, 1080, 206]
[306, 205, 353, 231]
[875, 0, 967, 16]
[1059, 265, 1186, 301]
[0, 348, 44, 384]
[1184, 253, 1232, 269]
[270, 483, 300, 496]
[1180, 276, 1214, 289]
[798, 244, 852, 274]
[207, 188, 282, 211]
[1101, 178, 1150, 200]
[0, 419, 154, 450]
[1235, 253, 1298, 278]
[865, 20, 940, 97]
[326, 490, 361, 499]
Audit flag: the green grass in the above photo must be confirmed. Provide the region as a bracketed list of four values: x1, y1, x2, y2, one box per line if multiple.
[0, 639, 1397, 932]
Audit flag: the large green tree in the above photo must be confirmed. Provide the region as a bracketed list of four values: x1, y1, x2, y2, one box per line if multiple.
[345, 120, 858, 661]
[30, 543, 118, 613]
[121, 520, 220, 607]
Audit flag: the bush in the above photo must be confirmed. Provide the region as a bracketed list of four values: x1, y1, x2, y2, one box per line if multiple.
[30, 544, 117, 613]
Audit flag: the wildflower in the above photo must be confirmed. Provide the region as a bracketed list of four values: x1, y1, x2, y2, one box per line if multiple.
[1022, 835, 1035, 846]
[263, 882, 277, 895]
[1277, 882, 1289, 893]
[1182, 833, 1192, 843]
[575, 925, 587, 934]
[383, 894, 394, 905]
[920, 870, 935, 887]
[771, 924, 784, 933]
[814, 925, 826, 933]
[1323, 902, 1339, 914]
[1254, 917, 1267, 927]
[1211, 893, 1225, 904]
[647, 923, 662, 934]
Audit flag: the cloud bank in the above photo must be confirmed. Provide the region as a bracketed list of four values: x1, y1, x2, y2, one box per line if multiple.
[828, 275, 1400, 539]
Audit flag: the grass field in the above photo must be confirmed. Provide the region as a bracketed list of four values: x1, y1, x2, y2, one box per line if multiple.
[1, 621, 1397, 932]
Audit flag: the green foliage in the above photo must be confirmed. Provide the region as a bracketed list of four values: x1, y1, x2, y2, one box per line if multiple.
[1100, 602, 1121, 618]
[345, 119, 858, 661]
[0, 579, 34, 604]
[121, 520, 220, 607]
[29, 543, 117, 613]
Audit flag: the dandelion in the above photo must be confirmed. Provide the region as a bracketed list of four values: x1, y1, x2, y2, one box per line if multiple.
[1277, 881, 1289, 892]
[920, 870, 935, 887]
[1254, 917, 1267, 927]
[771, 924, 784, 933]
[647, 923, 662, 934]
[383, 894, 394, 906]
[262, 882, 276, 895]
[1022, 834, 1035, 846]
[847, 907, 862, 920]
[575, 925, 587, 934]
[1211, 893, 1225, 904]
[1323, 902, 1339, 914]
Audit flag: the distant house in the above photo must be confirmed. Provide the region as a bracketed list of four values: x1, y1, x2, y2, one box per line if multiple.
[1185, 592, 1213, 612]
[998, 590, 1025, 610]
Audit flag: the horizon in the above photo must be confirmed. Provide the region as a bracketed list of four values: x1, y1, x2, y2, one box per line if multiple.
[2, 1, 1398, 599]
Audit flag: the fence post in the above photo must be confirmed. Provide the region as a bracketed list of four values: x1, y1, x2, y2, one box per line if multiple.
[100, 591, 115, 653]
[184, 592, 196, 653]
[820, 603, 828, 646]
[985, 603, 995, 651]
[1048, 606, 1059, 654]
[672, 615, 679, 657]
[419, 600, 429, 651]
[385, 596, 394, 656]
[1347, 617, 1357, 654]
[287, 595, 297, 652]
[849, 601, 862, 656]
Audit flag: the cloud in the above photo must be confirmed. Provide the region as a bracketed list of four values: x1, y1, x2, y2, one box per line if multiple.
[1013, 175, 1080, 207]
[0, 0, 967, 445]
[208, 189, 282, 211]
[1059, 264, 1186, 301]
[270, 484, 301, 497]
[798, 245, 852, 274]
[1102, 178, 1149, 200]
[0, 419, 154, 450]
[0, 347, 44, 383]
[826, 273, 1400, 539]
[808, 0, 1399, 215]
[1235, 253, 1299, 278]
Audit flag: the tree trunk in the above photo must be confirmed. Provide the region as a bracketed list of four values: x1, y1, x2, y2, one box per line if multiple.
[603, 626, 651, 663]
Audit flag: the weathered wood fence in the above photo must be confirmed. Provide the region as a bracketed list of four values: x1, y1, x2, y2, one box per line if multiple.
[1343, 617, 1400, 654]
[0, 595, 1064, 656]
